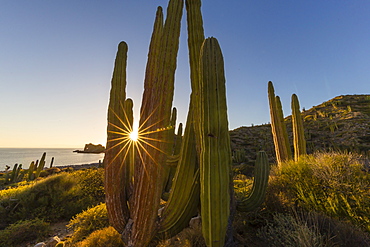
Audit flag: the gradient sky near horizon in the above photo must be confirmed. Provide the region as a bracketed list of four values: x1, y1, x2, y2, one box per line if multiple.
[1, 0, 369, 148]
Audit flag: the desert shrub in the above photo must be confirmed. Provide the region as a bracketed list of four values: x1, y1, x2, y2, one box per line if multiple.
[300, 211, 370, 246]
[257, 213, 328, 247]
[267, 152, 370, 232]
[71, 168, 105, 205]
[74, 226, 124, 247]
[67, 203, 109, 243]
[0, 218, 50, 247]
[0, 169, 105, 226]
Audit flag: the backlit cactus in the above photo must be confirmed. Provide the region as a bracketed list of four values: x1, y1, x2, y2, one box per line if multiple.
[291, 93, 306, 160]
[104, 0, 270, 246]
[268, 81, 292, 165]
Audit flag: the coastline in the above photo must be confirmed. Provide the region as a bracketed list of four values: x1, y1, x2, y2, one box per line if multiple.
[0, 162, 102, 173]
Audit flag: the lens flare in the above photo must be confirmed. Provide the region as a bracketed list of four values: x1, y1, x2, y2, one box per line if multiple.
[106, 106, 174, 170]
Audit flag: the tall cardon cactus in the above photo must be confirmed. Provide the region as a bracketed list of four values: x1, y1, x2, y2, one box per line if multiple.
[291, 93, 306, 160]
[104, 0, 271, 246]
[268, 81, 292, 165]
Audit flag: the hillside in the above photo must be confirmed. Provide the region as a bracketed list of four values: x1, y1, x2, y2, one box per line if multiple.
[230, 94, 370, 164]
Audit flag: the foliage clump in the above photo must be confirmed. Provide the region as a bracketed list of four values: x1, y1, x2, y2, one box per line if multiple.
[0, 168, 105, 227]
[73, 226, 124, 247]
[269, 152, 370, 232]
[67, 203, 109, 244]
[0, 218, 50, 247]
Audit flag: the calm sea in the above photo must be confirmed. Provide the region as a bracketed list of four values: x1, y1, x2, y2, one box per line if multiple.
[0, 148, 105, 170]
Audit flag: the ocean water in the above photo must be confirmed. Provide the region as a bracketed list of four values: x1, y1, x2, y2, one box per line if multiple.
[0, 148, 105, 170]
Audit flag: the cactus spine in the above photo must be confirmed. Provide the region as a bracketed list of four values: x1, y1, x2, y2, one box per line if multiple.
[291, 93, 306, 160]
[268, 81, 291, 165]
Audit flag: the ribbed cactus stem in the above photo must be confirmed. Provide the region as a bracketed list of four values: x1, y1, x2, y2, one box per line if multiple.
[237, 151, 270, 211]
[291, 93, 306, 160]
[131, 1, 184, 245]
[123, 98, 134, 201]
[276, 96, 292, 160]
[158, 106, 199, 238]
[104, 41, 129, 234]
[268, 81, 291, 165]
[28, 161, 35, 181]
[198, 37, 231, 247]
[35, 152, 46, 178]
[9, 164, 18, 183]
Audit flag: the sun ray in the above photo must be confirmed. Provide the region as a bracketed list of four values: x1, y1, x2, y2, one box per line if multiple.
[137, 137, 170, 156]
[108, 121, 131, 135]
[111, 105, 133, 133]
[105, 138, 132, 168]
[136, 140, 161, 167]
[137, 105, 160, 131]
[119, 101, 134, 133]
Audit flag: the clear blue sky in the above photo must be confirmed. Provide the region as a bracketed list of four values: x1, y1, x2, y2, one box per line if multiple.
[1, 0, 369, 148]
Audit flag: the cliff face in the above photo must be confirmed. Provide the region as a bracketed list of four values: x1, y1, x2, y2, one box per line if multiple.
[80, 143, 105, 153]
[230, 95, 370, 164]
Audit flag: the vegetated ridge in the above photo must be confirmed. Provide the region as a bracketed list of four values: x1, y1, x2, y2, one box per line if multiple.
[230, 94, 370, 164]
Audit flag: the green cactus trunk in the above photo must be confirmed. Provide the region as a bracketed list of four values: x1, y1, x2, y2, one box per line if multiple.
[28, 161, 35, 181]
[268, 81, 292, 165]
[291, 93, 306, 160]
[197, 37, 231, 247]
[35, 152, 46, 178]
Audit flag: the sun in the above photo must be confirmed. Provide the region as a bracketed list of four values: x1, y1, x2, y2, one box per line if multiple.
[129, 121, 139, 142]
[129, 129, 139, 141]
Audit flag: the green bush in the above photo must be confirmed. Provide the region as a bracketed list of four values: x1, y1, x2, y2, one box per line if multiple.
[0, 218, 50, 247]
[0, 168, 105, 226]
[71, 168, 105, 205]
[267, 152, 370, 232]
[74, 226, 124, 247]
[67, 203, 109, 244]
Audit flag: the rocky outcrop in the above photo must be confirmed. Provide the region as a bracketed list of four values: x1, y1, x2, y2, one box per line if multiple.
[74, 143, 105, 154]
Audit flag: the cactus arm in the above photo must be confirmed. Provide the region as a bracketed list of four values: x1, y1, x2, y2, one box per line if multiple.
[35, 152, 46, 178]
[104, 41, 129, 234]
[159, 107, 200, 238]
[159, 168, 200, 238]
[268, 81, 291, 165]
[28, 161, 35, 181]
[162, 107, 178, 196]
[236, 151, 270, 212]
[291, 94, 306, 160]
[123, 98, 135, 202]
[276, 96, 292, 160]
[9, 164, 18, 184]
[131, 1, 184, 245]
[49, 157, 54, 168]
[186, 0, 205, 151]
[198, 37, 231, 247]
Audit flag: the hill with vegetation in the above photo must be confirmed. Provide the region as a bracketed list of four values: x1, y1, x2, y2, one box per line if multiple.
[230, 94, 370, 165]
